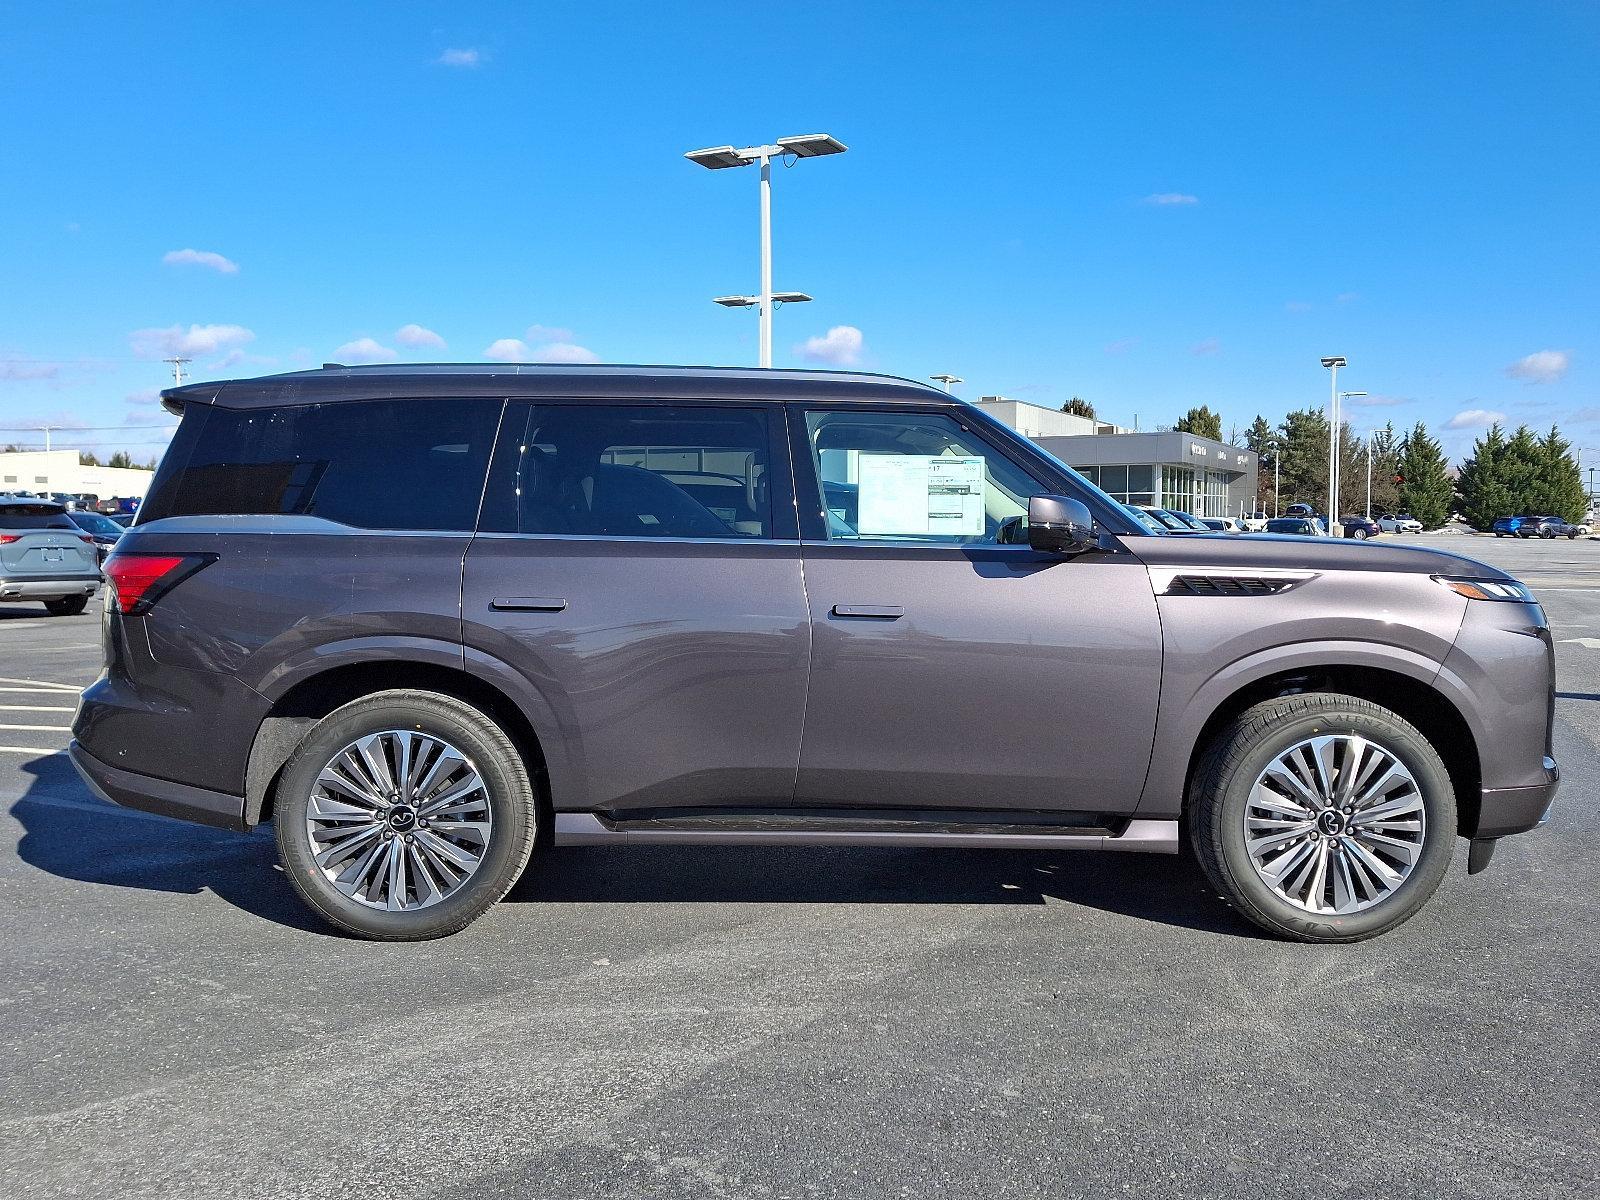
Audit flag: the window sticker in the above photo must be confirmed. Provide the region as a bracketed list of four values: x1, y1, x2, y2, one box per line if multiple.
[856, 455, 985, 537]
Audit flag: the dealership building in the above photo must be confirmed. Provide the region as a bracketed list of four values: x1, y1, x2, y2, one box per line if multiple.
[975, 397, 1259, 519]
[0, 449, 155, 501]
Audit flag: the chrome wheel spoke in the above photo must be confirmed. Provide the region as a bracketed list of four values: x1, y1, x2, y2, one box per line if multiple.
[1244, 733, 1425, 916]
[305, 729, 492, 912]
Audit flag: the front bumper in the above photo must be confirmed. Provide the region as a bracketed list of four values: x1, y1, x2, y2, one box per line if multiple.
[69, 740, 247, 831]
[0, 575, 100, 601]
[1474, 757, 1560, 838]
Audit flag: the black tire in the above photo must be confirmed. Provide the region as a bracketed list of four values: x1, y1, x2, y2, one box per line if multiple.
[1351, 528, 1369, 540]
[273, 689, 538, 940]
[44, 595, 88, 616]
[1188, 692, 1456, 943]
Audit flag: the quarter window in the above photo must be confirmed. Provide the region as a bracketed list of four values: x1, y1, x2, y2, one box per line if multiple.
[483, 404, 775, 540]
[802, 410, 1046, 545]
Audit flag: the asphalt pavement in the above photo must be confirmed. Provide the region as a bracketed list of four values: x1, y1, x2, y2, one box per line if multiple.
[2, 534, 1596, 1199]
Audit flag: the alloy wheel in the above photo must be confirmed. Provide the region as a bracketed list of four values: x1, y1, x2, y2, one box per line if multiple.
[1244, 734, 1426, 914]
[304, 730, 493, 911]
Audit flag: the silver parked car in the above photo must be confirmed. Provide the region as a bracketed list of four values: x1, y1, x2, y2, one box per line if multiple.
[0, 497, 101, 614]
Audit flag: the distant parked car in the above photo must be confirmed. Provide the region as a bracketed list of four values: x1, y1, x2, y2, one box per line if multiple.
[1201, 517, 1243, 533]
[1167, 510, 1212, 532]
[0, 498, 101, 614]
[1264, 516, 1324, 536]
[1123, 505, 1169, 534]
[1529, 517, 1583, 540]
[1492, 515, 1543, 538]
[1284, 502, 1316, 519]
[1136, 506, 1204, 533]
[1339, 515, 1382, 540]
[1239, 511, 1269, 532]
[67, 510, 125, 564]
[109, 513, 136, 528]
[1377, 513, 1423, 534]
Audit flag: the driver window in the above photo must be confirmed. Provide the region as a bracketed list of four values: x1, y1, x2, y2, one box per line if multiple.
[803, 410, 1046, 544]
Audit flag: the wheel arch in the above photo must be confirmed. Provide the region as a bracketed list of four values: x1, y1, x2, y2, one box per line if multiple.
[1178, 664, 1482, 838]
[244, 655, 568, 836]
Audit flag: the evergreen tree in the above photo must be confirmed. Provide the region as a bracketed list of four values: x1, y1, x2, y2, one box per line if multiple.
[1276, 408, 1331, 510]
[1176, 405, 1223, 441]
[1243, 415, 1275, 511]
[78, 450, 101, 466]
[1366, 422, 1402, 516]
[1527, 426, 1587, 522]
[1456, 425, 1514, 530]
[1396, 422, 1453, 529]
[108, 450, 133, 469]
[1060, 396, 1097, 420]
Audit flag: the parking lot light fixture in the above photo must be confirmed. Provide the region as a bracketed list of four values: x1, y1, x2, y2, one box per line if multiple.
[1321, 357, 1348, 526]
[686, 134, 848, 367]
[930, 374, 963, 392]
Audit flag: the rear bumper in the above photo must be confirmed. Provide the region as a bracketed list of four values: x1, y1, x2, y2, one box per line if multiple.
[0, 575, 100, 601]
[1473, 757, 1561, 839]
[69, 740, 247, 832]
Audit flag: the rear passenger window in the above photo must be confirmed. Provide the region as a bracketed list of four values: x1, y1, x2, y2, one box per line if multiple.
[0, 503, 77, 530]
[140, 399, 501, 531]
[483, 404, 774, 539]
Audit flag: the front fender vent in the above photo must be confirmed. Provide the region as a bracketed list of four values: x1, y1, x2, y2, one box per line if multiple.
[1164, 574, 1298, 597]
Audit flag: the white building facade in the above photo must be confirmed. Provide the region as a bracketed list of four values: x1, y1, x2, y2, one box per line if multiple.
[0, 450, 155, 500]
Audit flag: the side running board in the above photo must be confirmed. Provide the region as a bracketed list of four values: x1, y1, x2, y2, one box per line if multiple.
[552, 812, 1179, 854]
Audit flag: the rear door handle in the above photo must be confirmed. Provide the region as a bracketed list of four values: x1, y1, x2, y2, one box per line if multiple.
[831, 604, 904, 619]
[491, 596, 568, 612]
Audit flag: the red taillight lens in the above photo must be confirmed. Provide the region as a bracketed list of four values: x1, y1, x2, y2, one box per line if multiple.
[0, 534, 17, 544]
[78, 534, 95, 544]
[103, 552, 215, 615]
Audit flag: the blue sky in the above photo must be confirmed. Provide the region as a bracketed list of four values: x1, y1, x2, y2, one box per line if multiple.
[2, 1, 1597, 464]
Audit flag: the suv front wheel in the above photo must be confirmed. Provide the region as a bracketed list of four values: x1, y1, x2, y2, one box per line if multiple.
[1188, 693, 1456, 942]
[273, 689, 538, 940]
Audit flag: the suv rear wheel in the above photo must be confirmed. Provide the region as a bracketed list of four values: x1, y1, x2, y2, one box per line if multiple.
[1188, 693, 1456, 942]
[273, 689, 537, 940]
[45, 595, 88, 616]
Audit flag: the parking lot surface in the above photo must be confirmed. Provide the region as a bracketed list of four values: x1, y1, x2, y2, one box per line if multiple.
[2, 534, 1596, 1199]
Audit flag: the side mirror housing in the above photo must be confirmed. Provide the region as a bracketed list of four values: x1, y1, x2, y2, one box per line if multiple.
[1027, 494, 1096, 554]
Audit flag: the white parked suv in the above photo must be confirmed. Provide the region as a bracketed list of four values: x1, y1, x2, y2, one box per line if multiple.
[1378, 513, 1423, 534]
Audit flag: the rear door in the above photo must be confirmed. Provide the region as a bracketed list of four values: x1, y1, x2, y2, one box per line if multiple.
[788, 405, 1162, 816]
[0, 503, 98, 578]
[461, 400, 810, 816]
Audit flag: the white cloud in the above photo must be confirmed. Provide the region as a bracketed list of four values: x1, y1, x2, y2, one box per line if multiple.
[1144, 193, 1198, 206]
[1, 360, 59, 380]
[395, 323, 446, 350]
[333, 337, 398, 364]
[1190, 337, 1222, 357]
[1335, 292, 1359, 304]
[1345, 393, 1408, 408]
[1285, 300, 1313, 313]
[129, 323, 255, 359]
[162, 248, 239, 274]
[1104, 337, 1139, 356]
[1445, 408, 1507, 430]
[125, 388, 161, 406]
[796, 325, 865, 367]
[438, 48, 482, 67]
[1505, 349, 1570, 384]
[484, 324, 599, 364]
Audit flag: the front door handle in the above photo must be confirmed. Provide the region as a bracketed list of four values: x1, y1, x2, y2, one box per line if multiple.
[491, 596, 568, 612]
[831, 604, 904, 619]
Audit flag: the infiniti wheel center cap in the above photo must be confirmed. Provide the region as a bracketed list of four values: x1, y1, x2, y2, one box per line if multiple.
[388, 805, 417, 833]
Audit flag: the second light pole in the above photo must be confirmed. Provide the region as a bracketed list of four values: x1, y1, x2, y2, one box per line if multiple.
[686, 134, 847, 367]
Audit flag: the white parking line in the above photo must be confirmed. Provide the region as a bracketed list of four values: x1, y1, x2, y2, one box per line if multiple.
[0, 622, 49, 631]
[0, 705, 76, 712]
[0, 677, 83, 692]
[0, 746, 64, 754]
[0, 724, 72, 733]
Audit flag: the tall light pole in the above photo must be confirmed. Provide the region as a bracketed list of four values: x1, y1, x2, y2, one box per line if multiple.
[1320, 357, 1347, 530]
[930, 374, 963, 393]
[686, 134, 848, 368]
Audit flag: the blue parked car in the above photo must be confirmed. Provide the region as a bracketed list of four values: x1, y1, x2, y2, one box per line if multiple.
[1492, 515, 1547, 538]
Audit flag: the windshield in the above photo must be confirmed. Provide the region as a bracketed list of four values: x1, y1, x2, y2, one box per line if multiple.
[1123, 504, 1167, 533]
[69, 511, 124, 537]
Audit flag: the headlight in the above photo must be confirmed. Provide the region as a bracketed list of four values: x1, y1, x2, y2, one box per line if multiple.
[1434, 575, 1536, 602]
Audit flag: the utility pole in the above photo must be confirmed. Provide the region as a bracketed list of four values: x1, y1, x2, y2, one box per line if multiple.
[163, 357, 191, 386]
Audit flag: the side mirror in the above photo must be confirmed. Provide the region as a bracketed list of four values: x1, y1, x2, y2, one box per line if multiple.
[1027, 494, 1096, 555]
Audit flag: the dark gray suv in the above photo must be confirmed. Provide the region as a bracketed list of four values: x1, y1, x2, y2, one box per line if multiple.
[69, 365, 1559, 942]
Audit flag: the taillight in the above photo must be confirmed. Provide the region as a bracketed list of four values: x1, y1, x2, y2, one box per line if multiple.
[0, 534, 17, 544]
[78, 534, 95, 544]
[104, 552, 216, 615]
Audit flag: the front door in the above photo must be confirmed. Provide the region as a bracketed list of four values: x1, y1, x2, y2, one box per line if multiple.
[789, 406, 1162, 815]
[461, 400, 810, 816]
